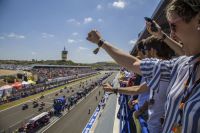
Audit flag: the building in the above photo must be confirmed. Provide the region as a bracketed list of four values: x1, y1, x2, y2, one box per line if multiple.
[61, 47, 68, 61]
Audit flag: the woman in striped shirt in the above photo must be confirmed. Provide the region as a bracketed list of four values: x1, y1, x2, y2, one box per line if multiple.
[145, 0, 200, 132]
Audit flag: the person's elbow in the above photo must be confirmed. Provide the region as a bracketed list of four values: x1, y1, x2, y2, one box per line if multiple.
[131, 60, 142, 75]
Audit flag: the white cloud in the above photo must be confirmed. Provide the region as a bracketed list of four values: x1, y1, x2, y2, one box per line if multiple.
[67, 18, 81, 25]
[72, 32, 78, 36]
[77, 39, 83, 43]
[129, 39, 137, 45]
[0, 36, 5, 40]
[67, 39, 76, 44]
[98, 18, 103, 22]
[7, 33, 16, 38]
[97, 4, 102, 10]
[31, 52, 37, 55]
[67, 18, 75, 22]
[42, 33, 54, 38]
[67, 17, 94, 25]
[18, 35, 25, 39]
[78, 46, 89, 50]
[112, 1, 126, 9]
[7, 32, 26, 39]
[67, 38, 83, 44]
[84, 17, 93, 24]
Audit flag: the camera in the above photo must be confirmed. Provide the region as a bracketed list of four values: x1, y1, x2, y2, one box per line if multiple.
[144, 17, 158, 32]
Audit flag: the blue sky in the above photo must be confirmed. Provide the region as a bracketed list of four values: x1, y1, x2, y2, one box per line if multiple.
[0, 0, 160, 63]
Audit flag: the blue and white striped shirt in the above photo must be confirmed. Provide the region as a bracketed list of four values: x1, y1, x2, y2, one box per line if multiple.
[140, 58, 174, 133]
[140, 56, 200, 133]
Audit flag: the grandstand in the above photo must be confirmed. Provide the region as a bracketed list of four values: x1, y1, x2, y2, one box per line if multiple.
[0, 64, 98, 106]
[32, 65, 96, 82]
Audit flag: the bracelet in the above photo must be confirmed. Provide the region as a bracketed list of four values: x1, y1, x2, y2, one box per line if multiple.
[93, 39, 105, 55]
[113, 88, 119, 94]
[97, 39, 105, 47]
[160, 33, 166, 41]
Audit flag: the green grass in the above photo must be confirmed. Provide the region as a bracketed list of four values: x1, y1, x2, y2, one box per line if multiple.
[0, 73, 100, 111]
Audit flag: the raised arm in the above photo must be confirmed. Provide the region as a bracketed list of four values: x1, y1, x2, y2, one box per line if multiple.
[87, 30, 142, 75]
[146, 21, 185, 56]
[102, 82, 148, 95]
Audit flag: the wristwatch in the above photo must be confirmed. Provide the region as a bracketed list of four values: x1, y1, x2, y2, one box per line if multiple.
[113, 87, 119, 94]
[93, 39, 105, 54]
[97, 39, 105, 47]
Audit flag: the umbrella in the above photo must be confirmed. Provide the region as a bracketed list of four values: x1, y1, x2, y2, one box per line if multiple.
[12, 82, 22, 89]
[22, 81, 30, 85]
[28, 80, 36, 84]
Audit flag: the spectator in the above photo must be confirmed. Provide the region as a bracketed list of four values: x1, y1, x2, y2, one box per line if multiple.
[103, 36, 175, 133]
[96, 96, 98, 101]
[88, 107, 91, 114]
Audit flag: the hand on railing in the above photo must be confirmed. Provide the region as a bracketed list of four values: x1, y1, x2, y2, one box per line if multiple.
[102, 83, 114, 93]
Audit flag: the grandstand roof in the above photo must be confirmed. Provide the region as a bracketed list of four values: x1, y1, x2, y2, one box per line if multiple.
[130, 0, 171, 55]
[138, 0, 170, 40]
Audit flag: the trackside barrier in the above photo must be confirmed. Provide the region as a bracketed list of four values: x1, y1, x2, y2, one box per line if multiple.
[118, 94, 149, 133]
[82, 107, 100, 133]
[82, 91, 110, 133]
[118, 94, 131, 133]
[117, 78, 149, 133]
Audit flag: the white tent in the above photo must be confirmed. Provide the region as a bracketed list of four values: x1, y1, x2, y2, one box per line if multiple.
[0, 85, 13, 90]
[0, 85, 13, 98]
[22, 81, 30, 85]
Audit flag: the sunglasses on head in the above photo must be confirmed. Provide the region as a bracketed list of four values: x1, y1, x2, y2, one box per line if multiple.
[137, 44, 144, 50]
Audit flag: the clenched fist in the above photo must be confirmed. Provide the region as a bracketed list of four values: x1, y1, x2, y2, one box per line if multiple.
[86, 30, 102, 44]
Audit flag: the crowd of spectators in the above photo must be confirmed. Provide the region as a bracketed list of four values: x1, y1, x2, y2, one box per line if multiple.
[32, 66, 96, 82]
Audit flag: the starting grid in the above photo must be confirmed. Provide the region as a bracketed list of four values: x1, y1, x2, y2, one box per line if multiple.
[82, 93, 109, 133]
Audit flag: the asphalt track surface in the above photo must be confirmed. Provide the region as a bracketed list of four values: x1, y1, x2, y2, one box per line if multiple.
[42, 73, 117, 133]
[0, 71, 115, 133]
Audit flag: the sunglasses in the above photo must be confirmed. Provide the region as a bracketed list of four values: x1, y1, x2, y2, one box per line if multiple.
[169, 23, 176, 32]
[137, 45, 148, 55]
[168, 18, 182, 33]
